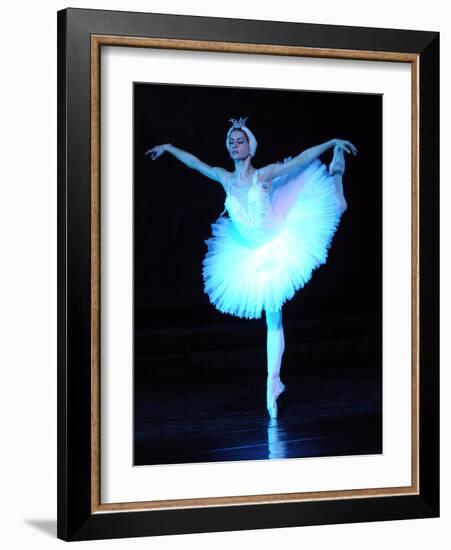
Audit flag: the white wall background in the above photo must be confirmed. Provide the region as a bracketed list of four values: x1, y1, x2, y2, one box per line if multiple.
[0, 1, 448, 548]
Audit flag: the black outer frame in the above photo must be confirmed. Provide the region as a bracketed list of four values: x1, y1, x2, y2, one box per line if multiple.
[57, 7, 439, 542]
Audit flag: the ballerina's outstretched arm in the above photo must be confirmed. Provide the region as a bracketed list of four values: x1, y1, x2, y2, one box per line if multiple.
[258, 138, 358, 182]
[145, 143, 231, 188]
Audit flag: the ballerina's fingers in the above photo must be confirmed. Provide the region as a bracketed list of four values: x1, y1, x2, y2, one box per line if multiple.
[342, 143, 358, 156]
[145, 148, 159, 160]
[346, 141, 358, 155]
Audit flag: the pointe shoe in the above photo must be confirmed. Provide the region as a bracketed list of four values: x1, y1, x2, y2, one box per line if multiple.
[267, 379, 286, 419]
[329, 145, 345, 176]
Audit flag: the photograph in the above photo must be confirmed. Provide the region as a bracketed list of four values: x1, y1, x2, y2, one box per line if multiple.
[54, 5, 440, 542]
[133, 83, 382, 466]
[1, 0, 447, 548]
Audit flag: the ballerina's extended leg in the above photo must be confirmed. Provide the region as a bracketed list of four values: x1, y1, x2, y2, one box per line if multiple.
[266, 308, 286, 419]
[329, 145, 347, 213]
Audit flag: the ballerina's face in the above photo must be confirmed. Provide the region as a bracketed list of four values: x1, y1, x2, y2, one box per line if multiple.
[228, 129, 250, 160]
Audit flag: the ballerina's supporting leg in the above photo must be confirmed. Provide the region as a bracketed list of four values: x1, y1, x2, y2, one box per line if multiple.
[265, 308, 286, 419]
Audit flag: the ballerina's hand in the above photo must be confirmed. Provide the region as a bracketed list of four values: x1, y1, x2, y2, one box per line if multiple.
[145, 144, 166, 160]
[334, 139, 358, 156]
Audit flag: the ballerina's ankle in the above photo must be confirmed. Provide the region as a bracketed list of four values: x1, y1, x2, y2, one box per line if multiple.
[266, 380, 286, 418]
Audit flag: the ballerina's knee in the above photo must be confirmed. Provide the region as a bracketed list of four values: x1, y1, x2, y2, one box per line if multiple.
[331, 173, 347, 214]
[265, 309, 282, 330]
[339, 197, 348, 214]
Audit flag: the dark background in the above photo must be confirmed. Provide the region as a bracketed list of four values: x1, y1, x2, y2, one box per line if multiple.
[133, 82, 382, 466]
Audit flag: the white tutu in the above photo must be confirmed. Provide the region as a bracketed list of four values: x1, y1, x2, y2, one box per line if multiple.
[202, 159, 344, 319]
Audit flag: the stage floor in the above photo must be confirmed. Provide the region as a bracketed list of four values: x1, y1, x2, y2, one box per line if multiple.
[134, 360, 382, 466]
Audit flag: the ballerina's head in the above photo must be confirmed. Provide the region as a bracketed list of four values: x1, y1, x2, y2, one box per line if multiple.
[225, 116, 258, 160]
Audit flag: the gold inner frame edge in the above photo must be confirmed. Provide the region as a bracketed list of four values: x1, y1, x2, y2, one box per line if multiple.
[90, 35, 420, 514]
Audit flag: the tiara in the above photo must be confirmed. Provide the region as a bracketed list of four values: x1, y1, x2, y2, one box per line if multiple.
[228, 116, 249, 129]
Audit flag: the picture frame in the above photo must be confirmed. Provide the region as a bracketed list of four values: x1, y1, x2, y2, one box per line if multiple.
[57, 7, 439, 541]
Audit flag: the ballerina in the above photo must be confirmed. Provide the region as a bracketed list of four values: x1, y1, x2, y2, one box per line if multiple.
[146, 117, 357, 419]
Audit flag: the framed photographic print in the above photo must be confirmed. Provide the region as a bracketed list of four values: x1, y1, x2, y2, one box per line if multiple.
[57, 7, 439, 541]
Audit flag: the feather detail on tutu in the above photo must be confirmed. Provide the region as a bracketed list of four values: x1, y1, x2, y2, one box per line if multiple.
[202, 159, 344, 319]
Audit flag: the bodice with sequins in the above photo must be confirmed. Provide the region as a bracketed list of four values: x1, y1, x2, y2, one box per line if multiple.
[221, 170, 279, 245]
